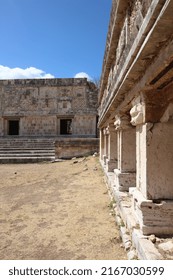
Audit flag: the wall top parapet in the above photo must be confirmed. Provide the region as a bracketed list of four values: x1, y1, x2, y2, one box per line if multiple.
[0, 78, 95, 88]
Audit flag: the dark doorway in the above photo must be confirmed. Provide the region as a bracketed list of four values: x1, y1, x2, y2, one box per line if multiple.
[60, 119, 72, 135]
[8, 120, 19, 135]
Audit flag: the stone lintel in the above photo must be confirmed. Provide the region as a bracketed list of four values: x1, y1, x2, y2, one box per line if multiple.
[130, 90, 173, 125]
[114, 169, 136, 191]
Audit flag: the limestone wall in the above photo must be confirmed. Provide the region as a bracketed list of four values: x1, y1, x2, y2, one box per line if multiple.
[21, 116, 57, 136]
[0, 78, 98, 137]
[73, 115, 97, 135]
[0, 119, 3, 136]
[55, 138, 99, 159]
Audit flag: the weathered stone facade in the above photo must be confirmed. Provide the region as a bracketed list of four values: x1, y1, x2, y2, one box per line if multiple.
[99, 0, 173, 258]
[0, 78, 98, 137]
[0, 78, 99, 160]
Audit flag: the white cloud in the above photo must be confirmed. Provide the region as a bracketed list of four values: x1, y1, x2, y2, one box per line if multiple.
[74, 72, 92, 81]
[0, 65, 55, 79]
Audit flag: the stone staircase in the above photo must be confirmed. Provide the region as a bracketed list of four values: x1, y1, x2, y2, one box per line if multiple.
[0, 137, 56, 163]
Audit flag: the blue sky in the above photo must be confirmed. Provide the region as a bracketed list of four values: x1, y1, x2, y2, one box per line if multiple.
[0, 0, 112, 80]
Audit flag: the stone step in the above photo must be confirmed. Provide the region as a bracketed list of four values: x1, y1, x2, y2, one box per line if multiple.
[0, 148, 55, 152]
[0, 138, 56, 163]
[0, 147, 55, 150]
[0, 140, 55, 142]
[0, 153, 55, 157]
[0, 140, 55, 145]
[0, 156, 55, 164]
[0, 141, 55, 144]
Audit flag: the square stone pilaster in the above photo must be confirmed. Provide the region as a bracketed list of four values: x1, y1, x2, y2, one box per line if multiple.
[106, 123, 118, 172]
[114, 115, 136, 191]
[99, 128, 104, 161]
[130, 99, 173, 235]
[102, 127, 109, 165]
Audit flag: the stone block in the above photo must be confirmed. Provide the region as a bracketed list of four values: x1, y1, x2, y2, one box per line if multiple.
[132, 229, 163, 260]
[158, 241, 173, 253]
[133, 189, 173, 236]
[114, 169, 136, 191]
[55, 138, 99, 159]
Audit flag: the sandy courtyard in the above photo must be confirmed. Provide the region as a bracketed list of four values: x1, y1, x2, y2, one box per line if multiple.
[0, 156, 126, 260]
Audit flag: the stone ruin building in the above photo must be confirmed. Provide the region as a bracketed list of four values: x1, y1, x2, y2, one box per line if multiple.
[0, 78, 98, 162]
[98, 0, 173, 258]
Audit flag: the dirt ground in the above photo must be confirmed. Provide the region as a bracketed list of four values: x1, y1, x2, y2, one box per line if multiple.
[0, 156, 126, 260]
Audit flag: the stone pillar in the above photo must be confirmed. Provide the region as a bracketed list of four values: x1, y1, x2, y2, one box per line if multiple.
[0, 119, 3, 136]
[4, 118, 8, 136]
[20, 117, 23, 136]
[114, 115, 136, 191]
[99, 128, 105, 161]
[56, 118, 60, 135]
[102, 128, 108, 165]
[106, 123, 118, 172]
[0, 118, 5, 136]
[130, 100, 173, 235]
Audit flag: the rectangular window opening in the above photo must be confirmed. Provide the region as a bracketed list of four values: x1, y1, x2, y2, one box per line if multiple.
[60, 119, 72, 135]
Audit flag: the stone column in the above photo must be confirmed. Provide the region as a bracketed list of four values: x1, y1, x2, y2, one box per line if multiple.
[130, 100, 173, 235]
[106, 123, 118, 172]
[114, 115, 136, 191]
[103, 127, 109, 165]
[20, 117, 23, 136]
[56, 118, 60, 135]
[99, 128, 105, 161]
[0, 118, 5, 136]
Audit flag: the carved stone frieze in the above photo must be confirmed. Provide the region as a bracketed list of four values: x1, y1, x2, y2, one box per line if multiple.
[103, 127, 109, 135]
[130, 102, 145, 126]
[106, 123, 116, 134]
[114, 115, 131, 130]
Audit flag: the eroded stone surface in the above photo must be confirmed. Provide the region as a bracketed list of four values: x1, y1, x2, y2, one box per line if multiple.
[99, 0, 173, 257]
[0, 78, 98, 137]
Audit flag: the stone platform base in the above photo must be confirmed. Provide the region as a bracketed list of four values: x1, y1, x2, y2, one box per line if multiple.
[100, 159, 173, 259]
[55, 138, 99, 159]
[114, 169, 136, 191]
[133, 189, 173, 236]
